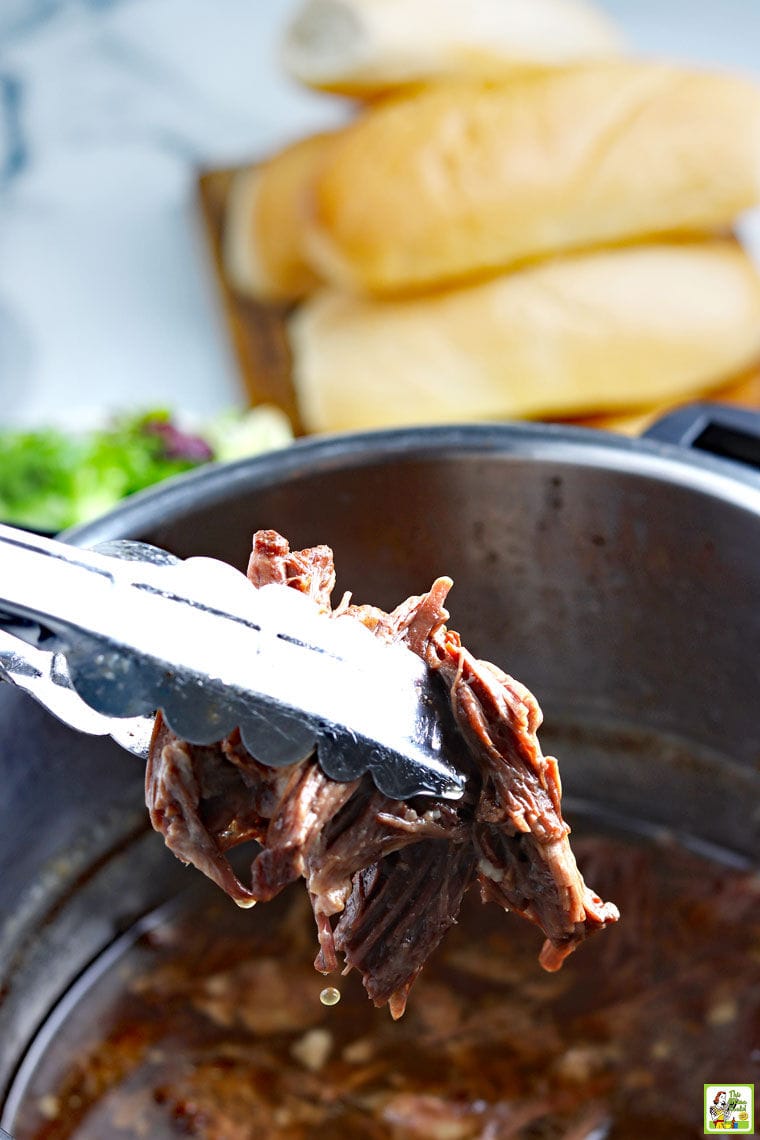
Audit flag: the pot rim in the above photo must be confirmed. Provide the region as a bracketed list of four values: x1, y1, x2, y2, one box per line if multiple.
[65, 420, 760, 547]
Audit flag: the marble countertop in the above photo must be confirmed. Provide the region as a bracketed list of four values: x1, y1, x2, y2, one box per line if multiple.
[1, 0, 758, 428]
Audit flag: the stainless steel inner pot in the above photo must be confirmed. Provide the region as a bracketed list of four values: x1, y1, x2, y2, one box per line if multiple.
[1, 419, 759, 1126]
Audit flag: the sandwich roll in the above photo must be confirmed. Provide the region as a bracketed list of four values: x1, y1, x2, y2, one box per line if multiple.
[223, 131, 335, 302]
[290, 240, 760, 433]
[282, 0, 623, 96]
[577, 368, 760, 436]
[304, 64, 760, 296]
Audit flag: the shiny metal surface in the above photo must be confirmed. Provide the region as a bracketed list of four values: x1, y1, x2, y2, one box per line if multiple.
[0, 629, 155, 758]
[1, 421, 759, 1123]
[0, 525, 463, 800]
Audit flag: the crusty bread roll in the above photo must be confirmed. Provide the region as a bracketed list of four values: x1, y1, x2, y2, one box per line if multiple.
[282, 0, 622, 96]
[223, 132, 334, 302]
[576, 366, 760, 436]
[290, 240, 760, 433]
[303, 63, 760, 296]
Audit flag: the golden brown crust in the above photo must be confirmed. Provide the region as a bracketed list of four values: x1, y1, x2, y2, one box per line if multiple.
[290, 240, 760, 432]
[303, 63, 760, 295]
[223, 131, 337, 302]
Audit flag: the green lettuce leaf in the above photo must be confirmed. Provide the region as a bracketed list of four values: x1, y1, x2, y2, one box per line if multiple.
[0, 407, 292, 533]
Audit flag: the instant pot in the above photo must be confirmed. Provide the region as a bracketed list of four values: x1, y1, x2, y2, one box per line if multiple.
[1, 405, 759, 1133]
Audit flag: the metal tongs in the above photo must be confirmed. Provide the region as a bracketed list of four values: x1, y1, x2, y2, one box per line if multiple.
[0, 523, 464, 801]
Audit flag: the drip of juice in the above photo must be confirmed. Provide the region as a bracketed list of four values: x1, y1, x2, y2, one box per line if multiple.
[8, 820, 760, 1139]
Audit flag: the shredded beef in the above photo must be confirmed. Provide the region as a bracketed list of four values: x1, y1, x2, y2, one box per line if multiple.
[146, 529, 618, 1016]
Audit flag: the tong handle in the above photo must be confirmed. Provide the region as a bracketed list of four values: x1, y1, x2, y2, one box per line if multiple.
[0, 523, 127, 645]
[0, 523, 321, 737]
[0, 628, 154, 757]
[0, 525, 465, 800]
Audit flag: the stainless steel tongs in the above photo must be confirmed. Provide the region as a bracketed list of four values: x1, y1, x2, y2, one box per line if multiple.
[0, 523, 465, 801]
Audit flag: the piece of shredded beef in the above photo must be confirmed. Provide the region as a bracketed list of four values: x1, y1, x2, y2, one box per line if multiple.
[146, 529, 618, 1017]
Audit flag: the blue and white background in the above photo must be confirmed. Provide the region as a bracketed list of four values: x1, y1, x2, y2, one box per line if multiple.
[1, 0, 759, 427]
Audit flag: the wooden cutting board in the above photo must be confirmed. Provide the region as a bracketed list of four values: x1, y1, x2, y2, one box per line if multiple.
[198, 167, 760, 439]
[198, 167, 305, 434]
